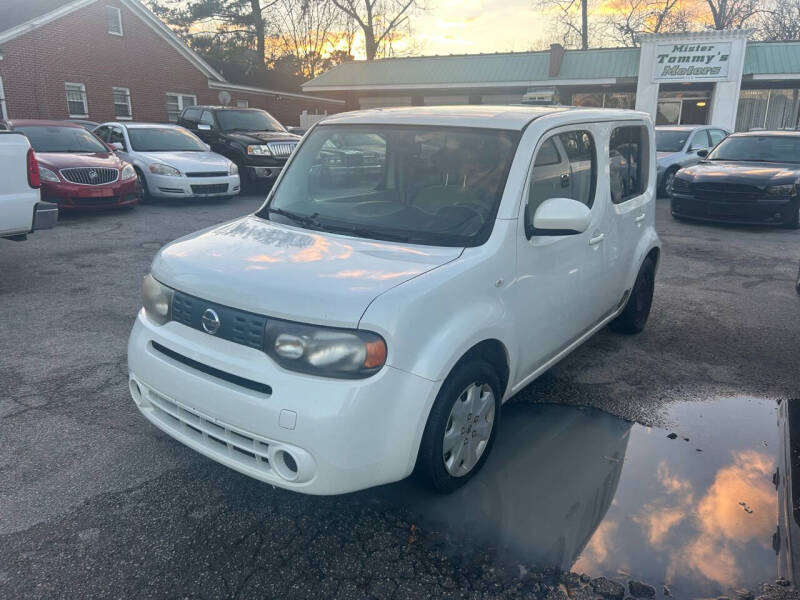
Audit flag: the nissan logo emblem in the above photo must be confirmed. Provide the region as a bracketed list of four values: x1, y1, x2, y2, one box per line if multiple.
[201, 308, 221, 335]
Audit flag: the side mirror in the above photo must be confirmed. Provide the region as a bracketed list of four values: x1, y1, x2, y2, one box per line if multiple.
[696, 149, 709, 158]
[530, 197, 592, 237]
[110, 142, 125, 151]
[197, 123, 212, 131]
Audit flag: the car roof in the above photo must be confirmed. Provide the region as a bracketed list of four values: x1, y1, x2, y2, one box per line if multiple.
[318, 105, 648, 131]
[100, 122, 183, 129]
[655, 125, 705, 131]
[729, 129, 800, 137]
[7, 119, 85, 128]
[185, 105, 261, 111]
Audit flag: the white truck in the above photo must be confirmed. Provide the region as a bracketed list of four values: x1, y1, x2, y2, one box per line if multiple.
[0, 131, 57, 241]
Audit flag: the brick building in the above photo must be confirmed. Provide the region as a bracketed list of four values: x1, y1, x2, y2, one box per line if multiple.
[0, 0, 342, 126]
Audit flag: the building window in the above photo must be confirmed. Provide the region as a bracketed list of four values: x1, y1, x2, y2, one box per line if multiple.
[236, 99, 249, 108]
[0, 77, 7, 120]
[572, 92, 634, 109]
[736, 89, 800, 132]
[106, 6, 123, 36]
[65, 82, 88, 117]
[165, 93, 197, 122]
[112, 87, 132, 119]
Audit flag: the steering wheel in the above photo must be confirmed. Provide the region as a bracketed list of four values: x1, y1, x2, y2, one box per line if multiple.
[352, 201, 404, 218]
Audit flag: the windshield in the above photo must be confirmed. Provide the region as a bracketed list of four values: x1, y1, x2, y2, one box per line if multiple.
[216, 110, 285, 133]
[707, 135, 800, 163]
[258, 124, 520, 247]
[656, 130, 689, 153]
[17, 125, 107, 153]
[129, 127, 206, 152]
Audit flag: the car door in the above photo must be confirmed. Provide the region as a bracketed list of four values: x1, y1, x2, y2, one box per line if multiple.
[685, 129, 711, 166]
[514, 126, 604, 383]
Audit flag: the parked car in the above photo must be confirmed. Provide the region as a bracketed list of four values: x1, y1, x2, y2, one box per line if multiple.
[313, 132, 385, 186]
[63, 119, 99, 132]
[0, 131, 57, 240]
[127, 106, 661, 495]
[671, 131, 800, 229]
[94, 122, 240, 200]
[2, 120, 138, 210]
[177, 106, 300, 188]
[655, 125, 729, 196]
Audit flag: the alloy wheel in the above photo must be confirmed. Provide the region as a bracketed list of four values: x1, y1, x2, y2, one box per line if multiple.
[442, 382, 495, 477]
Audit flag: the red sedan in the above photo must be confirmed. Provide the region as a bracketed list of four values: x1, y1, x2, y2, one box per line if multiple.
[3, 120, 139, 209]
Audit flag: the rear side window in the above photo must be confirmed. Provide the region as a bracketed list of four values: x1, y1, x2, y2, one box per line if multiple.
[709, 129, 727, 146]
[182, 107, 202, 123]
[610, 125, 648, 204]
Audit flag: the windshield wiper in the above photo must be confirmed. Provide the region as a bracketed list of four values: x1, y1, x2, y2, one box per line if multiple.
[317, 222, 412, 242]
[266, 207, 322, 229]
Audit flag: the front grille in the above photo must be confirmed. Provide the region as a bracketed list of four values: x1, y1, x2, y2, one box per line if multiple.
[60, 167, 119, 185]
[145, 388, 274, 476]
[672, 178, 691, 195]
[267, 141, 297, 158]
[190, 183, 228, 195]
[172, 291, 267, 350]
[186, 171, 228, 178]
[693, 182, 763, 201]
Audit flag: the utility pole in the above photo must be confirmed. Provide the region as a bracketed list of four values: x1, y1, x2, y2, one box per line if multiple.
[581, 0, 588, 49]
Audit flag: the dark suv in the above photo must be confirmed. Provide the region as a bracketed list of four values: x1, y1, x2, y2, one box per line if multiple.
[177, 106, 300, 188]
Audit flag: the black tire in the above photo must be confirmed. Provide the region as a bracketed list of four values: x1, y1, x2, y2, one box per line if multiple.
[795, 264, 800, 295]
[783, 199, 800, 230]
[660, 167, 678, 198]
[610, 257, 656, 334]
[135, 169, 150, 203]
[415, 359, 501, 494]
[236, 163, 251, 192]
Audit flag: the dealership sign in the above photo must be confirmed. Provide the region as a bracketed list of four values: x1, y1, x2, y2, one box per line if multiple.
[653, 42, 732, 81]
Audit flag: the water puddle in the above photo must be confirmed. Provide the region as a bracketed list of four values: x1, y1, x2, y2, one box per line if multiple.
[377, 396, 788, 598]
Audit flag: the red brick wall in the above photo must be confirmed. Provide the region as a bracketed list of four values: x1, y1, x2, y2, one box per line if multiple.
[0, 0, 338, 126]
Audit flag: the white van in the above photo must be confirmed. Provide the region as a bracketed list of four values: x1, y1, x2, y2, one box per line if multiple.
[128, 106, 661, 495]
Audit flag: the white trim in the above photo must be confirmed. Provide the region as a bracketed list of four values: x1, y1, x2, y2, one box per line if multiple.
[112, 86, 132, 119]
[208, 81, 345, 105]
[638, 29, 752, 42]
[105, 5, 123, 36]
[0, 0, 95, 45]
[302, 78, 619, 92]
[65, 82, 89, 118]
[751, 74, 800, 81]
[0, 76, 7, 119]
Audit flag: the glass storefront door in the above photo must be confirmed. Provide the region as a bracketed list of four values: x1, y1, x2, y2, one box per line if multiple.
[656, 91, 711, 125]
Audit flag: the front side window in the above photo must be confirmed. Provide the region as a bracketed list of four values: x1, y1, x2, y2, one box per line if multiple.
[199, 111, 215, 126]
[610, 126, 647, 204]
[260, 124, 520, 247]
[166, 94, 196, 122]
[688, 129, 710, 150]
[112, 87, 132, 119]
[655, 130, 688, 153]
[109, 126, 126, 149]
[527, 130, 596, 230]
[128, 127, 206, 152]
[65, 83, 88, 117]
[16, 125, 108, 153]
[708, 135, 800, 163]
[216, 109, 284, 132]
[106, 5, 123, 35]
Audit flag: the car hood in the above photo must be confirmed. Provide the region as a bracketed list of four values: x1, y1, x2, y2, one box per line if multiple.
[136, 151, 231, 172]
[36, 151, 122, 169]
[152, 215, 463, 328]
[223, 130, 301, 145]
[678, 160, 800, 187]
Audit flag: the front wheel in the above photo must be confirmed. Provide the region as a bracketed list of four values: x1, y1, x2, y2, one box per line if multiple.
[135, 170, 150, 203]
[660, 167, 677, 198]
[610, 257, 656, 334]
[783, 200, 800, 230]
[415, 359, 501, 494]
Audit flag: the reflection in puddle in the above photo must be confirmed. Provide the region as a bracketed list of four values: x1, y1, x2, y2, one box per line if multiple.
[377, 397, 783, 598]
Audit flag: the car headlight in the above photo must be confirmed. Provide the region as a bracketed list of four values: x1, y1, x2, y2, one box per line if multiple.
[38, 166, 60, 183]
[247, 144, 272, 156]
[264, 319, 387, 378]
[766, 184, 797, 197]
[121, 164, 136, 180]
[149, 163, 181, 176]
[229, 162, 238, 175]
[142, 274, 174, 325]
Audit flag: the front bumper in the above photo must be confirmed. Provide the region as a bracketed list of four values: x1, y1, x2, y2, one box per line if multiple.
[41, 177, 139, 209]
[247, 165, 283, 181]
[127, 311, 439, 495]
[671, 194, 797, 226]
[149, 173, 240, 198]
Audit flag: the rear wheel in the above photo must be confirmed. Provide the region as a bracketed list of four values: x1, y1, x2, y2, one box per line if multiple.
[610, 257, 656, 334]
[415, 359, 501, 494]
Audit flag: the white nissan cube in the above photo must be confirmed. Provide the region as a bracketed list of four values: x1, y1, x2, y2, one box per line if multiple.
[128, 106, 661, 495]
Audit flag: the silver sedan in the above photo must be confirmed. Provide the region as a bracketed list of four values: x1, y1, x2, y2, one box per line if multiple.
[656, 125, 730, 196]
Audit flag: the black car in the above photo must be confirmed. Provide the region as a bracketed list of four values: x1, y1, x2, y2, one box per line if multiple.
[177, 106, 300, 188]
[670, 131, 800, 229]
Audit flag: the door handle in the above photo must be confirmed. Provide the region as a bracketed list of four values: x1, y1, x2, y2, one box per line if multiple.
[560, 173, 570, 188]
[635, 213, 646, 223]
[588, 233, 605, 245]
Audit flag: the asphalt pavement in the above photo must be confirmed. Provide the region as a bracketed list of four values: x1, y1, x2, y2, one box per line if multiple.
[1, 194, 798, 599]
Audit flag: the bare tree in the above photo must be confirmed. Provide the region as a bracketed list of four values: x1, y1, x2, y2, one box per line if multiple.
[329, 0, 422, 59]
[535, 0, 595, 48]
[703, 0, 760, 29]
[604, 0, 695, 47]
[757, 0, 800, 40]
[272, 0, 340, 77]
